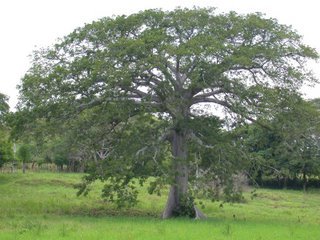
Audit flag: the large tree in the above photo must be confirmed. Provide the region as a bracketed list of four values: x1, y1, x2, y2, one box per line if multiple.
[18, 8, 318, 218]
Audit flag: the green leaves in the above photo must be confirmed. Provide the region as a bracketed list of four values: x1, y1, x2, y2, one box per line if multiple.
[0, 93, 13, 168]
[0, 129, 13, 167]
[239, 96, 320, 187]
[18, 8, 318, 124]
[17, 144, 32, 163]
[0, 93, 9, 125]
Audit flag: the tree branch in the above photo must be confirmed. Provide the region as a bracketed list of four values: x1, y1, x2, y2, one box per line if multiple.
[77, 98, 104, 112]
[191, 96, 273, 130]
[192, 96, 230, 106]
[193, 89, 227, 99]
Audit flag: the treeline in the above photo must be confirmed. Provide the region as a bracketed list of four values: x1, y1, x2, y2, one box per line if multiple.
[1, 92, 320, 190]
[238, 98, 320, 190]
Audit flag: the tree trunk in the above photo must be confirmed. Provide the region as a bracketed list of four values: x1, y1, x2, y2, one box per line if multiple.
[303, 171, 307, 192]
[22, 161, 26, 174]
[162, 129, 205, 219]
[283, 176, 288, 189]
[31, 161, 36, 170]
[256, 170, 263, 186]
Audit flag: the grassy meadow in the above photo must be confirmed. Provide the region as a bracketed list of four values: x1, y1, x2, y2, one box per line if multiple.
[0, 172, 320, 239]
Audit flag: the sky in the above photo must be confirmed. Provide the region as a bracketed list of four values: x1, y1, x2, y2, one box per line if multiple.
[0, 0, 319, 110]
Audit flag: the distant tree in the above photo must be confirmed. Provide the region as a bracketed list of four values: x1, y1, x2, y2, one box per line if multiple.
[239, 97, 320, 190]
[0, 135, 13, 168]
[52, 142, 68, 171]
[17, 8, 318, 218]
[0, 93, 13, 168]
[0, 93, 9, 122]
[17, 144, 32, 173]
[274, 99, 320, 190]
[310, 98, 320, 109]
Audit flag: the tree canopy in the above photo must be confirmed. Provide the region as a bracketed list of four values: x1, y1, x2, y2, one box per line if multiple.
[17, 8, 318, 218]
[238, 97, 320, 190]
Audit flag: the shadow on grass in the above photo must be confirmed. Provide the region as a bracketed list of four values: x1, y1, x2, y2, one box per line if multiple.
[58, 204, 161, 218]
[14, 178, 75, 187]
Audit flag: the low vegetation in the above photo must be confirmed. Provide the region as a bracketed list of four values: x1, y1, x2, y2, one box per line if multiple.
[0, 172, 320, 239]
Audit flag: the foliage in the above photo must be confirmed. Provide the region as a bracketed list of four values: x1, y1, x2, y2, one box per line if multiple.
[17, 144, 32, 163]
[172, 194, 196, 217]
[238, 96, 320, 189]
[15, 7, 318, 217]
[0, 129, 14, 168]
[0, 93, 9, 124]
[0, 93, 13, 167]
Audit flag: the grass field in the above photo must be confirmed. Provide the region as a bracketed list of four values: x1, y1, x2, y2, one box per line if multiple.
[0, 172, 320, 239]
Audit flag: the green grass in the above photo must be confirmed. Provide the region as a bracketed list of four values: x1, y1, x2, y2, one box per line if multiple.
[0, 172, 320, 239]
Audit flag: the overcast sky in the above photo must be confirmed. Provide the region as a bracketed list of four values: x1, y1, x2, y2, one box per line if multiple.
[1, 0, 319, 110]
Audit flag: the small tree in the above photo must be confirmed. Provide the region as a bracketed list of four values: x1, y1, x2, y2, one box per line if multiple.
[0, 93, 9, 123]
[17, 144, 31, 173]
[0, 93, 13, 169]
[0, 140, 13, 168]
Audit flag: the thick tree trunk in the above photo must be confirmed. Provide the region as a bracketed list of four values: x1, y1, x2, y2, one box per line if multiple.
[162, 129, 206, 219]
[162, 130, 188, 218]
